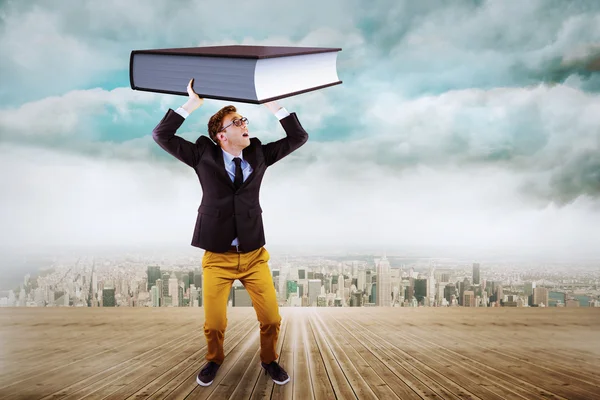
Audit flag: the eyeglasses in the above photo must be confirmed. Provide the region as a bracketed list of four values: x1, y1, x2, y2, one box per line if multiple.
[220, 117, 249, 132]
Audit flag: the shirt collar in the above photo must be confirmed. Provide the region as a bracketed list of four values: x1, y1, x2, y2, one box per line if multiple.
[221, 149, 244, 165]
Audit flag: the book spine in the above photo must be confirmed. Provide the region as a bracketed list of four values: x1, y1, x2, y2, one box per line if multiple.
[129, 51, 137, 90]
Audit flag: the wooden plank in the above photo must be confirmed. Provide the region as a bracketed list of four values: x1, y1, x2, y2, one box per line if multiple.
[269, 312, 293, 400]
[301, 310, 335, 399]
[320, 310, 401, 399]
[311, 310, 379, 400]
[175, 325, 261, 399]
[125, 313, 257, 399]
[91, 315, 257, 399]
[431, 321, 600, 382]
[2, 307, 600, 400]
[38, 330, 201, 400]
[424, 325, 600, 391]
[0, 318, 172, 385]
[358, 315, 547, 400]
[2, 324, 196, 399]
[307, 309, 358, 400]
[327, 312, 456, 400]
[393, 318, 595, 400]
[249, 308, 298, 399]
[325, 310, 481, 400]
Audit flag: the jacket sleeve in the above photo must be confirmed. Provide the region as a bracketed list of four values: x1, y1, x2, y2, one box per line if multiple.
[261, 112, 309, 167]
[152, 108, 207, 168]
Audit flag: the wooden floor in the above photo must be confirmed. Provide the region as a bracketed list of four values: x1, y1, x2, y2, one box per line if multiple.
[0, 307, 599, 400]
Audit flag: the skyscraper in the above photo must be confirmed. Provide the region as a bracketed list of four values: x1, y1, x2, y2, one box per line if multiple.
[376, 256, 391, 307]
[194, 273, 202, 289]
[147, 266, 161, 290]
[102, 287, 116, 307]
[155, 279, 163, 307]
[357, 269, 366, 292]
[533, 287, 549, 307]
[161, 273, 170, 298]
[414, 278, 427, 305]
[463, 290, 475, 307]
[169, 273, 178, 307]
[473, 263, 480, 285]
[444, 283, 457, 304]
[286, 280, 298, 300]
[308, 279, 321, 307]
[151, 286, 160, 307]
[298, 269, 306, 280]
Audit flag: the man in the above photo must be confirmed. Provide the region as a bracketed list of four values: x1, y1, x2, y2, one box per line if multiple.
[152, 78, 308, 387]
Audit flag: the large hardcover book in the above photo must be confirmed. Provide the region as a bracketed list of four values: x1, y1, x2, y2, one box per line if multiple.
[129, 45, 343, 104]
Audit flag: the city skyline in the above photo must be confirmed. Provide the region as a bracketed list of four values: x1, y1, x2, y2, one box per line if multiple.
[2, 248, 598, 309]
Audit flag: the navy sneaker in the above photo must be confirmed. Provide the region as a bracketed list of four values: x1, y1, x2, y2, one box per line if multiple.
[196, 361, 220, 386]
[261, 361, 290, 385]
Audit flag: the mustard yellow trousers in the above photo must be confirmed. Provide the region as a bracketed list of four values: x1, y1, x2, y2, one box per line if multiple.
[202, 246, 281, 365]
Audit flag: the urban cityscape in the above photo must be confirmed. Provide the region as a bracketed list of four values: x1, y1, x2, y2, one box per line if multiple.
[2, 248, 599, 309]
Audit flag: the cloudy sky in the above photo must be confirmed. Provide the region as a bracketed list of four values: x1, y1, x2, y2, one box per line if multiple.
[1, 0, 599, 260]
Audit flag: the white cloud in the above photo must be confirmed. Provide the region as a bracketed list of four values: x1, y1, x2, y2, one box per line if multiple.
[1, 142, 598, 259]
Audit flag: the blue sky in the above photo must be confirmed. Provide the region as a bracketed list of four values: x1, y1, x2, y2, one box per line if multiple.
[1, 0, 599, 259]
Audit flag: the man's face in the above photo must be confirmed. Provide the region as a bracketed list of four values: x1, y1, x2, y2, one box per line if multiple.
[219, 112, 250, 148]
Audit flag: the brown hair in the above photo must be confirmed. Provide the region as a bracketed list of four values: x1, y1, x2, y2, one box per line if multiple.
[207, 105, 237, 145]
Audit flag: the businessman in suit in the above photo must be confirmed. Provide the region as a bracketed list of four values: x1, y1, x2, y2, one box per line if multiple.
[152, 78, 308, 387]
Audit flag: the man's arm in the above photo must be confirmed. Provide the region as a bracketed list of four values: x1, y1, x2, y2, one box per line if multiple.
[261, 101, 309, 167]
[152, 78, 207, 168]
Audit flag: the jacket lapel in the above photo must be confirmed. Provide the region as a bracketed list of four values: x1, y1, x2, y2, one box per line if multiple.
[241, 146, 258, 188]
[213, 146, 235, 190]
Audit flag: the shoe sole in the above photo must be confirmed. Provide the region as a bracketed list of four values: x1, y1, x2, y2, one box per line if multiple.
[196, 375, 213, 386]
[272, 376, 290, 385]
[261, 366, 290, 385]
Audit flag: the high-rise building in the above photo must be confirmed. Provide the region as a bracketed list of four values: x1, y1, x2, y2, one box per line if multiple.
[414, 278, 427, 305]
[298, 269, 306, 280]
[169, 273, 179, 307]
[495, 284, 503, 305]
[308, 279, 321, 307]
[463, 290, 475, 307]
[357, 269, 366, 292]
[286, 280, 298, 300]
[317, 294, 327, 307]
[162, 273, 170, 298]
[155, 279, 163, 306]
[533, 287, 549, 307]
[103, 287, 116, 307]
[178, 285, 184, 307]
[376, 256, 391, 307]
[147, 266, 161, 291]
[351, 291, 363, 307]
[194, 273, 202, 289]
[524, 281, 536, 297]
[473, 263, 480, 285]
[444, 283, 457, 304]
[151, 286, 160, 307]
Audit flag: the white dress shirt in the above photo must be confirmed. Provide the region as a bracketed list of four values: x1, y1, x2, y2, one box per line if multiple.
[173, 105, 291, 247]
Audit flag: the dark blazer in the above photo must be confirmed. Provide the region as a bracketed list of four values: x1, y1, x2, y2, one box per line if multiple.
[152, 108, 309, 253]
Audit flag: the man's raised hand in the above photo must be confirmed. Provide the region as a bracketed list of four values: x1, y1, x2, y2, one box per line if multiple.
[263, 100, 283, 115]
[182, 78, 204, 114]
